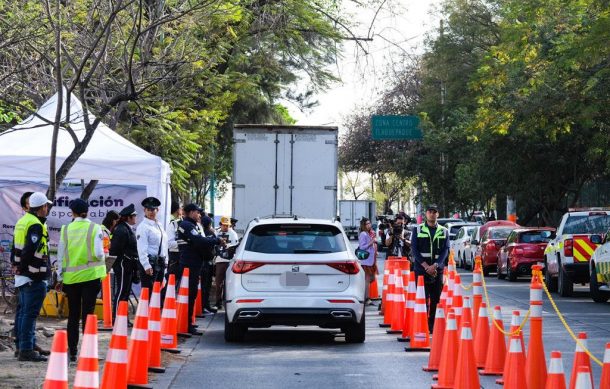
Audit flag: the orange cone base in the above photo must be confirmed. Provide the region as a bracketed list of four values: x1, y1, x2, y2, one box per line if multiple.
[386, 329, 402, 334]
[422, 366, 439, 372]
[148, 366, 166, 373]
[397, 336, 410, 342]
[127, 384, 154, 389]
[405, 346, 430, 352]
[431, 383, 452, 389]
[479, 369, 503, 376]
[161, 348, 182, 354]
[379, 323, 390, 327]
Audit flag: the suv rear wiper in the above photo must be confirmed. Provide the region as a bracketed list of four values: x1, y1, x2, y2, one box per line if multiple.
[292, 249, 332, 254]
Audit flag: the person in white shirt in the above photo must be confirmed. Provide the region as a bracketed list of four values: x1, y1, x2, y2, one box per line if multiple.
[136, 197, 169, 295]
[162, 201, 181, 302]
[214, 216, 239, 309]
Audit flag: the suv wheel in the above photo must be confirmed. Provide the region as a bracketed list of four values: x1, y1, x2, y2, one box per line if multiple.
[345, 311, 365, 343]
[544, 260, 558, 292]
[497, 262, 506, 280]
[590, 263, 610, 303]
[507, 263, 517, 282]
[558, 260, 573, 297]
[224, 312, 247, 342]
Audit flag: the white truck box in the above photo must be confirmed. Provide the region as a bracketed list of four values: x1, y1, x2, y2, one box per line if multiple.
[339, 200, 377, 240]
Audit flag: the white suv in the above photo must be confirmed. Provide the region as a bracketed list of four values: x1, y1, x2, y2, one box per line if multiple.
[224, 217, 366, 343]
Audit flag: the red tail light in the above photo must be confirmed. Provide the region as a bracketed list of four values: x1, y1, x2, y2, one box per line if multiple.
[564, 239, 573, 257]
[327, 261, 360, 274]
[232, 260, 265, 274]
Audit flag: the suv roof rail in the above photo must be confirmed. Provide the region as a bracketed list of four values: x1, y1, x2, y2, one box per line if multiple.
[568, 207, 610, 212]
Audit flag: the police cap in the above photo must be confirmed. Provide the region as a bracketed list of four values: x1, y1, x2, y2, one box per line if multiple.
[69, 198, 89, 214]
[141, 196, 161, 209]
[426, 204, 439, 212]
[119, 203, 137, 217]
[183, 203, 203, 214]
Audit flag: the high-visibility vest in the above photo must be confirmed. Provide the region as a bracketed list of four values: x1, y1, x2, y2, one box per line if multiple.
[13, 212, 49, 281]
[61, 220, 106, 284]
[416, 223, 449, 264]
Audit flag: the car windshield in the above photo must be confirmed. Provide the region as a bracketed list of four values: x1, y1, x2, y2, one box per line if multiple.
[450, 226, 463, 236]
[519, 231, 553, 243]
[489, 227, 513, 239]
[563, 215, 610, 235]
[245, 224, 347, 254]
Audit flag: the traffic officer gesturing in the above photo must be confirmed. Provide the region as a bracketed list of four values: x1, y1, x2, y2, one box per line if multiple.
[12, 191, 51, 362]
[57, 199, 106, 361]
[177, 204, 223, 335]
[136, 197, 168, 295]
[410, 205, 449, 332]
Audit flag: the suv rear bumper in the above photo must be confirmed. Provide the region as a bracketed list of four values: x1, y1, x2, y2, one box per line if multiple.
[563, 262, 590, 283]
[231, 307, 361, 327]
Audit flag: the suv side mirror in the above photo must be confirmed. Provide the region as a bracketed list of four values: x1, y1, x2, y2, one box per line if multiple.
[590, 234, 603, 245]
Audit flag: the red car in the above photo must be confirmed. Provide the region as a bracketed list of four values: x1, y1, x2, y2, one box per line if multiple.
[497, 227, 556, 282]
[480, 226, 517, 276]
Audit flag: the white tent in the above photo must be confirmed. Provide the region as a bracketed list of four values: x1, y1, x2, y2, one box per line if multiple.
[0, 92, 172, 224]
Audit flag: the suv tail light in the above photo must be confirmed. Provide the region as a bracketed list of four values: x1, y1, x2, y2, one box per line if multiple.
[564, 239, 573, 257]
[232, 260, 264, 274]
[327, 261, 360, 274]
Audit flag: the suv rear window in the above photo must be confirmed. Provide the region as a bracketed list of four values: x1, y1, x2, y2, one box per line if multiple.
[245, 224, 347, 254]
[519, 231, 553, 243]
[563, 215, 610, 235]
[489, 227, 512, 239]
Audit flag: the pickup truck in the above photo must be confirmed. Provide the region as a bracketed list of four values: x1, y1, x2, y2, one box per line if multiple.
[543, 209, 610, 297]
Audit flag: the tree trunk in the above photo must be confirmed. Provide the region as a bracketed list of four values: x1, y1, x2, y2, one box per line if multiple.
[80, 180, 99, 200]
[48, 0, 62, 203]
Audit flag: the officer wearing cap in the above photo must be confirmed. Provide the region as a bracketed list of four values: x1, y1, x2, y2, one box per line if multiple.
[177, 204, 224, 335]
[136, 196, 168, 296]
[214, 216, 239, 310]
[11, 191, 51, 362]
[109, 203, 139, 322]
[57, 198, 106, 361]
[410, 204, 449, 332]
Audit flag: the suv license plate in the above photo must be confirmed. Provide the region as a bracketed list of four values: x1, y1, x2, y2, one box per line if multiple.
[281, 272, 309, 287]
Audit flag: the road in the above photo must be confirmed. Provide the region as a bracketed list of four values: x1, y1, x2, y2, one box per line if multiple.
[159, 248, 610, 388]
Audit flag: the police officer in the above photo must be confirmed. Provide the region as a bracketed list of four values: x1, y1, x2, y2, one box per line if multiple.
[57, 199, 106, 361]
[136, 197, 168, 295]
[163, 201, 181, 302]
[11, 191, 51, 362]
[410, 204, 449, 332]
[214, 216, 239, 310]
[200, 215, 216, 314]
[177, 204, 223, 335]
[110, 204, 139, 322]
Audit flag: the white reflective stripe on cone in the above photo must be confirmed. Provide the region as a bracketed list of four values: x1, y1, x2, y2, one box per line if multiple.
[446, 318, 457, 331]
[106, 348, 128, 364]
[177, 295, 189, 304]
[576, 339, 589, 352]
[493, 308, 502, 320]
[435, 307, 445, 318]
[461, 326, 473, 340]
[150, 294, 161, 309]
[414, 302, 427, 313]
[549, 357, 564, 374]
[604, 347, 610, 363]
[149, 321, 161, 332]
[531, 305, 543, 317]
[575, 369, 593, 389]
[113, 316, 129, 337]
[74, 371, 100, 388]
[161, 335, 175, 345]
[166, 287, 176, 299]
[511, 313, 521, 326]
[45, 352, 68, 381]
[509, 338, 522, 353]
[478, 307, 487, 318]
[162, 309, 177, 319]
[79, 334, 98, 358]
[530, 288, 542, 302]
[131, 328, 148, 341]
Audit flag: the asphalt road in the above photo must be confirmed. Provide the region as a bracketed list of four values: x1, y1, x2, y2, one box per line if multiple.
[163, 249, 610, 388]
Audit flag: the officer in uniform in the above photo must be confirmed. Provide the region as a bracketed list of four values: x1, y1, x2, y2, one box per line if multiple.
[109, 203, 139, 322]
[177, 204, 224, 335]
[11, 191, 51, 362]
[410, 204, 449, 332]
[57, 198, 106, 361]
[214, 216, 239, 310]
[136, 196, 168, 295]
[165, 201, 182, 279]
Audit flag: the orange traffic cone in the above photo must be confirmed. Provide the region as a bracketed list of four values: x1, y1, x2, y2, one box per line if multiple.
[432, 309, 459, 388]
[461, 296, 473, 335]
[160, 274, 181, 353]
[43, 330, 69, 389]
[497, 310, 526, 385]
[439, 282, 448, 310]
[73, 314, 100, 389]
[405, 275, 430, 352]
[176, 267, 192, 337]
[569, 332, 593, 389]
[388, 268, 405, 334]
[527, 265, 547, 389]
[446, 271, 455, 310]
[380, 257, 397, 325]
[502, 333, 527, 389]
[100, 274, 113, 331]
[452, 274, 464, 327]
[453, 321, 480, 389]
[480, 306, 506, 376]
[601, 343, 610, 389]
[127, 288, 152, 388]
[423, 304, 446, 372]
[369, 277, 380, 300]
[148, 282, 165, 373]
[194, 276, 203, 319]
[399, 270, 416, 342]
[101, 301, 129, 389]
[380, 257, 394, 317]
[575, 366, 594, 389]
[472, 262, 483, 332]
[474, 302, 490, 369]
[546, 351, 567, 389]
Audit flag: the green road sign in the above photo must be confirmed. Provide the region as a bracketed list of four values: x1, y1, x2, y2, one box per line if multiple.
[371, 115, 422, 140]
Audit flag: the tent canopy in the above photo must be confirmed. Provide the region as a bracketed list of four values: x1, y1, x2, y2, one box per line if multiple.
[0, 92, 172, 223]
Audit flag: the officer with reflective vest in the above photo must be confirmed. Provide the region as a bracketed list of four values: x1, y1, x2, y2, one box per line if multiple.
[11, 191, 52, 362]
[410, 204, 449, 332]
[57, 198, 106, 361]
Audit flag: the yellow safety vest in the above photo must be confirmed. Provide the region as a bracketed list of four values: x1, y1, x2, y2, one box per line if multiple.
[61, 220, 106, 284]
[13, 213, 49, 279]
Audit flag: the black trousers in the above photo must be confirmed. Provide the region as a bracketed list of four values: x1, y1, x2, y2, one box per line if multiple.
[161, 252, 180, 303]
[111, 259, 136, 321]
[177, 263, 201, 330]
[200, 259, 214, 310]
[63, 279, 101, 356]
[415, 271, 443, 332]
[140, 261, 166, 297]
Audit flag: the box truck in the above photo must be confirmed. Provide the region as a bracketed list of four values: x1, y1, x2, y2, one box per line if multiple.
[232, 124, 338, 235]
[339, 200, 377, 240]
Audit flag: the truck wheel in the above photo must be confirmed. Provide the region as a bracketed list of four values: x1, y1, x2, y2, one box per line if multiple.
[544, 260, 558, 292]
[224, 313, 247, 342]
[345, 311, 365, 343]
[507, 264, 517, 282]
[590, 264, 609, 303]
[558, 263, 573, 297]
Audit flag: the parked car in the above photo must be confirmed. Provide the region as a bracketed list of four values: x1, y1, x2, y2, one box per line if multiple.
[437, 217, 464, 227]
[465, 226, 481, 269]
[451, 225, 479, 269]
[589, 228, 610, 303]
[497, 227, 556, 281]
[480, 226, 518, 276]
[224, 217, 366, 343]
[446, 221, 481, 242]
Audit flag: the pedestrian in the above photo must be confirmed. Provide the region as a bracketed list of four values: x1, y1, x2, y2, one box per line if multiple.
[101, 210, 120, 251]
[11, 191, 51, 362]
[56, 198, 106, 361]
[136, 197, 168, 296]
[163, 200, 182, 302]
[109, 204, 138, 322]
[410, 204, 449, 332]
[200, 214, 217, 314]
[214, 216, 239, 310]
[385, 214, 408, 258]
[358, 218, 377, 305]
[177, 204, 223, 335]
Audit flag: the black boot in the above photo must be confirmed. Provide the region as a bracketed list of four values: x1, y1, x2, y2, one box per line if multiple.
[18, 350, 47, 362]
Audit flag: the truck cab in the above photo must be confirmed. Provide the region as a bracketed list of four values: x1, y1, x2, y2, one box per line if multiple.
[543, 209, 610, 297]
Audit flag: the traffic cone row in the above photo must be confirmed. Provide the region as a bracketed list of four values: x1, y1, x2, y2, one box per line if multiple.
[405, 276, 430, 352]
[148, 282, 166, 373]
[101, 301, 129, 389]
[176, 268, 192, 337]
